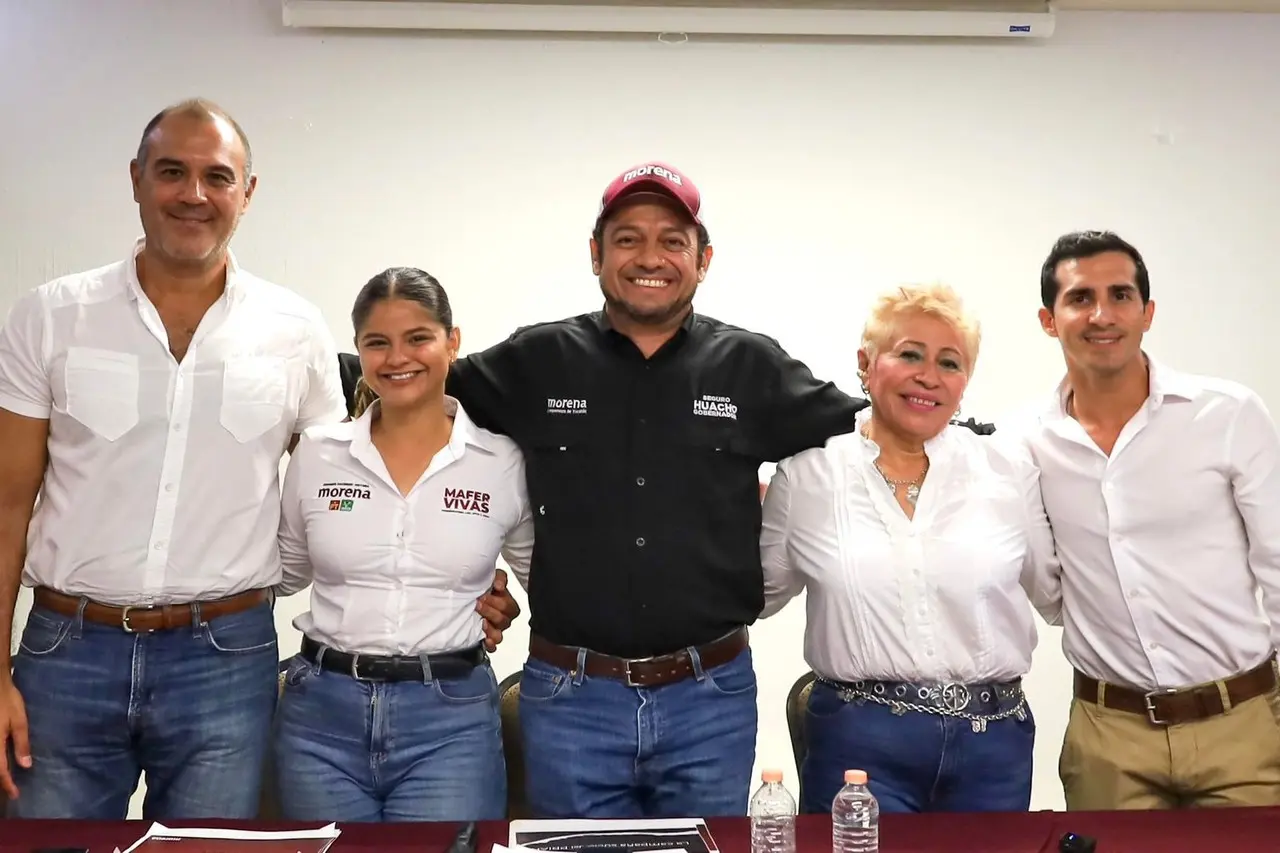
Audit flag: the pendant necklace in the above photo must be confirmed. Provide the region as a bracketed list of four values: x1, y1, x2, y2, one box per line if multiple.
[863, 423, 928, 505]
[874, 462, 928, 506]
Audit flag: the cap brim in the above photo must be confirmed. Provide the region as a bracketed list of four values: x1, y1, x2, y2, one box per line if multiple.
[598, 183, 700, 226]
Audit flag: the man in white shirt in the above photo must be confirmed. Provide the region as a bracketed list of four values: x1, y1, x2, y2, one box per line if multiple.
[0, 99, 348, 819]
[1027, 229, 1280, 810]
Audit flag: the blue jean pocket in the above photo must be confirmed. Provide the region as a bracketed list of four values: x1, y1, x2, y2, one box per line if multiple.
[200, 604, 277, 655]
[701, 649, 756, 697]
[518, 658, 573, 703]
[17, 608, 74, 657]
[433, 665, 498, 705]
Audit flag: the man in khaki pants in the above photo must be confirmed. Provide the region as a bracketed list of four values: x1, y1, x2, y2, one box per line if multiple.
[1022, 230, 1280, 809]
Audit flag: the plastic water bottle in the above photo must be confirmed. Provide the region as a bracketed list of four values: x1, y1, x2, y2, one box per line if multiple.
[832, 769, 879, 853]
[749, 768, 797, 853]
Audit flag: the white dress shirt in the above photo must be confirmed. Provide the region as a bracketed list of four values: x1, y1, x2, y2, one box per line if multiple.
[760, 408, 1061, 684]
[0, 239, 345, 605]
[1019, 357, 1280, 692]
[278, 397, 534, 657]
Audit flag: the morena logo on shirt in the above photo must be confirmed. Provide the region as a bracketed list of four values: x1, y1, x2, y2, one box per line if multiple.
[443, 487, 491, 517]
[318, 481, 372, 511]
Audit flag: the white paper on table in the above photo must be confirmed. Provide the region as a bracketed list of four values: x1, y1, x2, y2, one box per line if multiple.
[120, 821, 341, 853]
[508, 817, 717, 853]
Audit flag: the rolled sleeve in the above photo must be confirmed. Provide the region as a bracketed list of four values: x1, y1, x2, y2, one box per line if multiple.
[0, 290, 52, 419]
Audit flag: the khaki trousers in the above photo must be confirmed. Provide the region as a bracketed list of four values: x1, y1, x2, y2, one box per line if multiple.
[1059, 686, 1280, 810]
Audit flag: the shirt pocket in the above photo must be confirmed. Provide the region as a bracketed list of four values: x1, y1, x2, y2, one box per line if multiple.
[63, 346, 140, 441]
[220, 356, 288, 442]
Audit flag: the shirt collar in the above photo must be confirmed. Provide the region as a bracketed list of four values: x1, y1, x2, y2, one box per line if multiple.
[1045, 352, 1199, 422]
[123, 236, 244, 304]
[592, 307, 697, 349]
[345, 396, 496, 457]
[852, 405, 955, 459]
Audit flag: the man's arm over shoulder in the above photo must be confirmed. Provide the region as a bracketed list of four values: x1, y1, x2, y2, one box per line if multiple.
[1226, 390, 1280, 646]
[446, 326, 540, 439]
[752, 334, 867, 461]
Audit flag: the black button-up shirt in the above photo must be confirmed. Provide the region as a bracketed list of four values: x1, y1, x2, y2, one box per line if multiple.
[446, 310, 868, 658]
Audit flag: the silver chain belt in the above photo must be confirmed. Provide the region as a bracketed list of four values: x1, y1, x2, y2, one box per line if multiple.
[817, 676, 1029, 733]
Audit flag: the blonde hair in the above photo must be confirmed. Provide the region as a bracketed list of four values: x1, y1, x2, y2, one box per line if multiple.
[859, 282, 982, 380]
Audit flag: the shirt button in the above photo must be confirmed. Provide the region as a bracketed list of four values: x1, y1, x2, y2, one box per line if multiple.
[154, 542, 166, 551]
[164, 483, 175, 493]
[1148, 642, 1158, 650]
[636, 537, 646, 547]
[636, 477, 645, 487]
[173, 422, 183, 432]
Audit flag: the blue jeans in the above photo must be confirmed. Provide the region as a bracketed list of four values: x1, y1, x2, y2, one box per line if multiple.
[801, 681, 1035, 814]
[6, 600, 278, 819]
[519, 644, 758, 818]
[272, 653, 506, 822]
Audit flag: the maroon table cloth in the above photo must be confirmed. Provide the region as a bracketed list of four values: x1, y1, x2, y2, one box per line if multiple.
[4, 809, 1280, 853]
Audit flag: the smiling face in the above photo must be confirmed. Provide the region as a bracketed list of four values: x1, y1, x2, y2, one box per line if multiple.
[355, 297, 459, 414]
[1039, 251, 1155, 380]
[860, 312, 971, 443]
[591, 198, 712, 329]
[130, 112, 254, 273]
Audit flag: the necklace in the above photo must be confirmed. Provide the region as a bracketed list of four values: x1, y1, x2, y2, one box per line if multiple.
[874, 461, 928, 506]
[862, 423, 929, 506]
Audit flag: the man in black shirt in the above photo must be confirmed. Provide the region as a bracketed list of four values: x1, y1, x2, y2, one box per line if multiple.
[446, 162, 868, 818]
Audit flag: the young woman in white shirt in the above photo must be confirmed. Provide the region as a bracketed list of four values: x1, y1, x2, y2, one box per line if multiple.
[760, 282, 1061, 814]
[273, 267, 534, 822]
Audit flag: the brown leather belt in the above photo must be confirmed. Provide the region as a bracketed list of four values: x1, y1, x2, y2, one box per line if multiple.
[528, 627, 749, 688]
[33, 586, 268, 634]
[1074, 656, 1277, 726]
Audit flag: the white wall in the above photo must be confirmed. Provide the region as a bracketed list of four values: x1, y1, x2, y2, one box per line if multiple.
[2, 0, 1278, 818]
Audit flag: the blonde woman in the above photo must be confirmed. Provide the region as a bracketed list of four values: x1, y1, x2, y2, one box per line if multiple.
[760, 283, 1061, 814]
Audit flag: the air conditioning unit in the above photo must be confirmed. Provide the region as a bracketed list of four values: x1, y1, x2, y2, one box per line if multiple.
[281, 0, 1057, 39]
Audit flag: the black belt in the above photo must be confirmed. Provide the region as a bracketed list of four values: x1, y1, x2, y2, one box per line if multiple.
[301, 635, 487, 682]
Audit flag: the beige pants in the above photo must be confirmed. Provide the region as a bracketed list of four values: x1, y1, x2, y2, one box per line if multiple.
[1059, 687, 1280, 809]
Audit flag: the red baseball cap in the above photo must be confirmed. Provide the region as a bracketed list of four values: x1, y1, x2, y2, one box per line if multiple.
[596, 161, 703, 227]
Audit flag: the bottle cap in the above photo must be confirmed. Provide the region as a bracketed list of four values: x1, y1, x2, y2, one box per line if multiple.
[845, 769, 868, 784]
[762, 769, 784, 783]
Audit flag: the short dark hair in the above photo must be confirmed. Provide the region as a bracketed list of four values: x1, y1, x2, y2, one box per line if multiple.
[1040, 230, 1150, 310]
[136, 97, 253, 179]
[592, 213, 711, 268]
[349, 267, 454, 418]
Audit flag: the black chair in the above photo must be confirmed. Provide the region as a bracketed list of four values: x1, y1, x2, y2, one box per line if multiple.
[338, 352, 362, 418]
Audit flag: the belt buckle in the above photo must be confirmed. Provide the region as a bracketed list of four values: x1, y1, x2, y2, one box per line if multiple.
[1144, 688, 1177, 725]
[623, 658, 641, 687]
[937, 682, 972, 713]
[349, 652, 369, 681]
[120, 605, 157, 634]
[621, 654, 656, 688]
